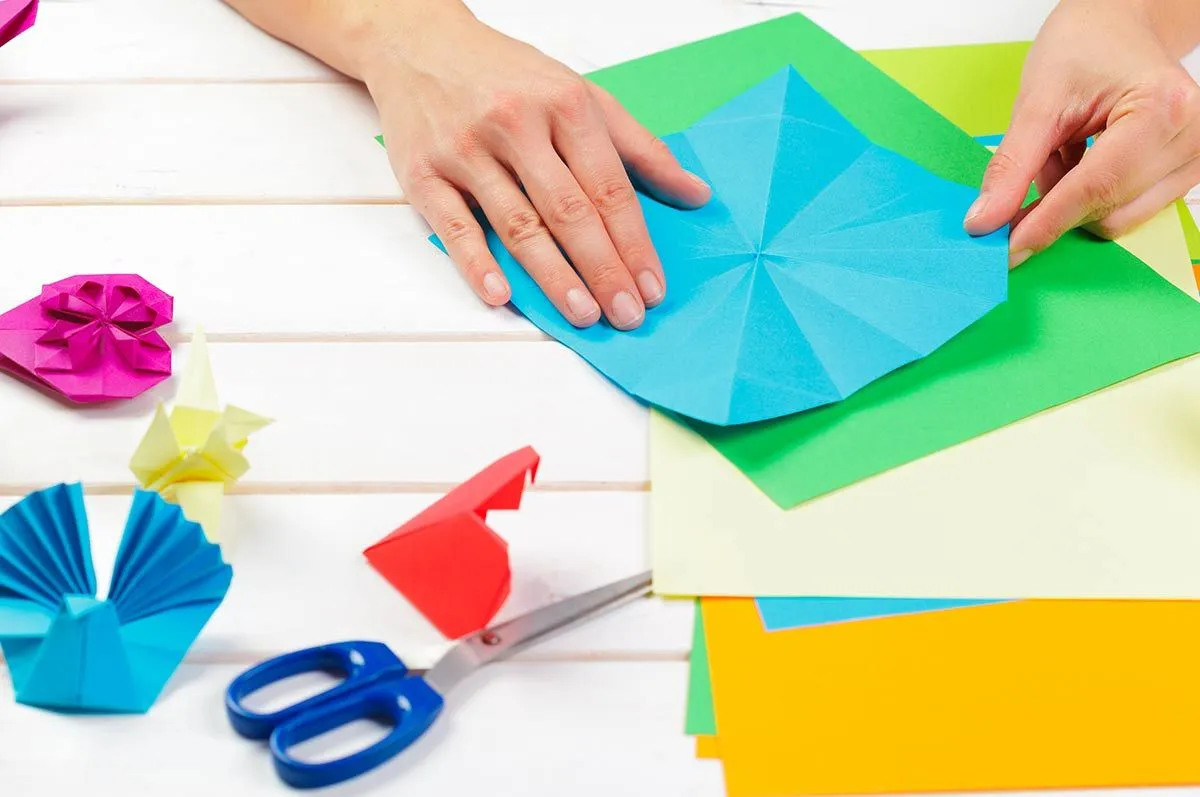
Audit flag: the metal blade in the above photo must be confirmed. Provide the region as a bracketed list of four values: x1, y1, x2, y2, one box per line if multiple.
[423, 571, 652, 695]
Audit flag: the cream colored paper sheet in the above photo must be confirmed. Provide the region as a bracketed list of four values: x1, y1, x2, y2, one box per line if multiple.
[652, 206, 1200, 599]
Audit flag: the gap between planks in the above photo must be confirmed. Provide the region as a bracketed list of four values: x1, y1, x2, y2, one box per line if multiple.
[0, 649, 687, 670]
[0, 76, 355, 86]
[0, 481, 650, 497]
[0, 196, 407, 207]
[162, 331, 552, 344]
[181, 649, 686, 666]
[1, 196, 1197, 208]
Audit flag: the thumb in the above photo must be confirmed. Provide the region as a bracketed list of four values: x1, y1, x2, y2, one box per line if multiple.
[965, 94, 1066, 236]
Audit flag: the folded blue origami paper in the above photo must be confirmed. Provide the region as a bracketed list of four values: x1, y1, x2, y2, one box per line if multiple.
[0, 483, 232, 713]
[432, 67, 1009, 426]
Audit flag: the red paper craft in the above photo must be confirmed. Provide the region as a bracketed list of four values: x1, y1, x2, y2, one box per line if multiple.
[364, 446, 539, 639]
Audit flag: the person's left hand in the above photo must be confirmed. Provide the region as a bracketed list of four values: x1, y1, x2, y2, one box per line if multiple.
[964, 0, 1200, 265]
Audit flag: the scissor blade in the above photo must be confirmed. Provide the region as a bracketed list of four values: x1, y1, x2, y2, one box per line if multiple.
[423, 571, 652, 695]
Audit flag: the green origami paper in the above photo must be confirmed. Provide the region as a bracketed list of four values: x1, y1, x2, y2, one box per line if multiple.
[685, 603, 716, 736]
[586, 14, 1200, 509]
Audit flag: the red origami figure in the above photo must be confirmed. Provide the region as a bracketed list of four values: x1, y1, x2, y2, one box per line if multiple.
[364, 446, 539, 639]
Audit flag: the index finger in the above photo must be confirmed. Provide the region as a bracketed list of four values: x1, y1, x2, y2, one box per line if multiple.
[1008, 115, 1171, 258]
[964, 93, 1067, 236]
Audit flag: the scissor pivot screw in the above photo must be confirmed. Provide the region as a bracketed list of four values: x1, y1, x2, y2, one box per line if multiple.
[481, 632, 501, 646]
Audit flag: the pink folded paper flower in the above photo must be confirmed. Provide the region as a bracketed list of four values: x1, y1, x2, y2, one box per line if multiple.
[0, 0, 37, 48]
[0, 275, 174, 403]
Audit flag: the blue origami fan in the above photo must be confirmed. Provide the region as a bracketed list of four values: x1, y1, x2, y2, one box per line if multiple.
[432, 66, 1009, 426]
[0, 483, 232, 713]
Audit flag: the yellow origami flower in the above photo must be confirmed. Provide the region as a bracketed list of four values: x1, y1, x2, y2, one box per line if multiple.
[129, 327, 271, 553]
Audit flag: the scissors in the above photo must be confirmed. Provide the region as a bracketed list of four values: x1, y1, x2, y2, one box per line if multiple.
[225, 571, 652, 789]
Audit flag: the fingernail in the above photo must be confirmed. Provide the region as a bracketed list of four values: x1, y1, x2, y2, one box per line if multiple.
[964, 194, 989, 224]
[610, 290, 645, 330]
[482, 272, 508, 303]
[1010, 249, 1033, 269]
[636, 271, 664, 306]
[686, 172, 713, 205]
[566, 287, 601, 324]
[687, 171, 711, 192]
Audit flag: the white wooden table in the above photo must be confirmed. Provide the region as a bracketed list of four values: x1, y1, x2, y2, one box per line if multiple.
[1, 1, 1198, 794]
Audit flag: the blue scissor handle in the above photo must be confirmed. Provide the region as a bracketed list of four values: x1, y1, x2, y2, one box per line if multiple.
[270, 667, 444, 789]
[226, 640, 406, 740]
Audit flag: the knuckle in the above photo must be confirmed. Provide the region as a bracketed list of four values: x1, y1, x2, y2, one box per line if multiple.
[450, 127, 484, 159]
[1089, 217, 1126, 240]
[1048, 103, 1078, 141]
[983, 150, 1023, 185]
[583, 259, 627, 290]
[503, 208, 547, 245]
[591, 177, 637, 213]
[1083, 169, 1124, 218]
[1161, 74, 1200, 130]
[460, 256, 493, 282]
[548, 78, 591, 121]
[546, 191, 596, 227]
[402, 154, 440, 189]
[441, 215, 475, 245]
[483, 91, 526, 134]
[618, 240, 654, 270]
[641, 135, 675, 164]
[536, 268, 572, 297]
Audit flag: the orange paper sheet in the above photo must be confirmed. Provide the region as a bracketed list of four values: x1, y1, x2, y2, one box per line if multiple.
[703, 598, 1200, 796]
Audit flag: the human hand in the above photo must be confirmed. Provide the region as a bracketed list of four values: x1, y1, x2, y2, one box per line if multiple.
[964, 0, 1200, 266]
[361, 5, 711, 330]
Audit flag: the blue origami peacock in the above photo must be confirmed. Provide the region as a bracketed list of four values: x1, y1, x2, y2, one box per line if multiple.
[0, 482, 232, 713]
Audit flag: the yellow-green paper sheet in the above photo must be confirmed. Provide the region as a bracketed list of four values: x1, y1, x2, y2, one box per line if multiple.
[584, 16, 1200, 511]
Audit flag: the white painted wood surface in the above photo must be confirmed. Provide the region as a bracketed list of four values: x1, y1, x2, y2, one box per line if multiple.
[0, 1, 1198, 795]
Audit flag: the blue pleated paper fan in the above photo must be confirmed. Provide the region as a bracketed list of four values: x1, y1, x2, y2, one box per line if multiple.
[0, 484, 231, 713]
[432, 66, 1009, 426]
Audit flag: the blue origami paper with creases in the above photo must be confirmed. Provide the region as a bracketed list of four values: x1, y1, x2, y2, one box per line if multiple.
[430, 66, 1010, 426]
[0, 483, 232, 713]
[755, 595, 1007, 632]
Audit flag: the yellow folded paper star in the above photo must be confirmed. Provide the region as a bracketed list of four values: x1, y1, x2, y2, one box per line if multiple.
[130, 327, 271, 552]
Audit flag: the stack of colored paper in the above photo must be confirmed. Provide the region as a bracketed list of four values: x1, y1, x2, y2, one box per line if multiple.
[577, 13, 1200, 795]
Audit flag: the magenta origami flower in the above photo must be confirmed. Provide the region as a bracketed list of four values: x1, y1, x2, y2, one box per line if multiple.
[0, 0, 38, 49]
[0, 275, 174, 403]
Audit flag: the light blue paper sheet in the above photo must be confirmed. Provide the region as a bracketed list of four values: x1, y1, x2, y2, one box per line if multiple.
[0, 484, 231, 713]
[431, 66, 1009, 426]
[973, 134, 1005, 146]
[755, 596, 1008, 632]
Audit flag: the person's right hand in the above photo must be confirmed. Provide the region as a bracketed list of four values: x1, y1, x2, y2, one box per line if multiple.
[362, 5, 712, 330]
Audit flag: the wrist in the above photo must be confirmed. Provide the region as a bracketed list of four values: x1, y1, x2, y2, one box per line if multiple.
[338, 0, 478, 86]
[1134, 0, 1200, 59]
[1058, 0, 1200, 59]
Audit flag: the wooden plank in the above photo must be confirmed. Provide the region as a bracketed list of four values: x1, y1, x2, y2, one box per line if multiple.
[3, 35, 1194, 207]
[520, 0, 781, 70]
[6, 197, 1198, 342]
[0, 492, 684, 665]
[0, 661, 720, 796]
[0, 0, 338, 82]
[0, 84, 397, 202]
[0, 341, 649, 486]
[0, 205, 533, 336]
[0, 0, 633, 83]
[7, 199, 1199, 342]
